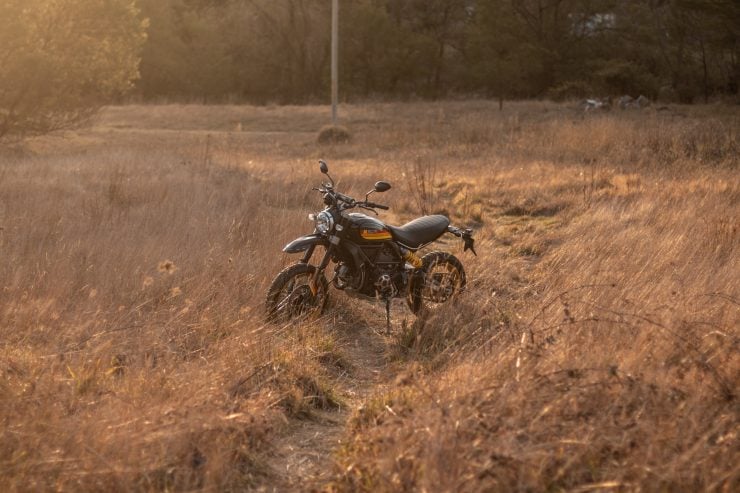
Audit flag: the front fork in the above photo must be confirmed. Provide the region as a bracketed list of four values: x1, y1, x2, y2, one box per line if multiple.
[299, 244, 316, 264]
[307, 245, 333, 296]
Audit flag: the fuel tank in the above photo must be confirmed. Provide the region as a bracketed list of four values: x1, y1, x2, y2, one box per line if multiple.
[343, 212, 392, 244]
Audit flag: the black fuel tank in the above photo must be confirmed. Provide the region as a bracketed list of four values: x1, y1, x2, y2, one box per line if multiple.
[343, 212, 392, 244]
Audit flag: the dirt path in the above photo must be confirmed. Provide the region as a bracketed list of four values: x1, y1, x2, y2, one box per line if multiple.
[264, 302, 408, 492]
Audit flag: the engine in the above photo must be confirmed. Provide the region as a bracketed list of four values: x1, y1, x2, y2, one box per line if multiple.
[333, 244, 406, 299]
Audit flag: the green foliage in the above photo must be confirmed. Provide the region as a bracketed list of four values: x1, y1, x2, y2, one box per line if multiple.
[548, 80, 595, 102]
[138, 0, 331, 103]
[340, 0, 429, 98]
[603, 0, 740, 102]
[340, 0, 473, 98]
[466, 0, 544, 101]
[137, 0, 234, 100]
[593, 59, 661, 97]
[0, 0, 146, 139]
[5, 0, 734, 112]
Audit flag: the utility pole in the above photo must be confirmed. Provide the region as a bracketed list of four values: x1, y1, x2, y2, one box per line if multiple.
[331, 0, 338, 125]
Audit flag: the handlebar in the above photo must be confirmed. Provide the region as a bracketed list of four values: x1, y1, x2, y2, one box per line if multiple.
[317, 185, 389, 212]
[335, 191, 354, 204]
[366, 201, 389, 210]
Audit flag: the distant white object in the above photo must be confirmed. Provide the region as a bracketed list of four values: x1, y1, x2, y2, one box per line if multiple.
[619, 94, 651, 109]
[580, 98, 611, 112]
[618, 95, 634, 109]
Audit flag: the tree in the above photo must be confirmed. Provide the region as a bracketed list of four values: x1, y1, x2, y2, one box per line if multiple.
[137, 0, 238, 101]
[0, 0, 146, 140]
[340, 0, 429, 98]
[391, 0, 472, 97]
[127, 0, 737, 104]
[468, 1, 534, 106]
[590, 1, 739, 102]
[468, 1, 609, 103]
[137, 0, 331, 103]
[643, 0, 739, 102]
[241, 0, 331, 103]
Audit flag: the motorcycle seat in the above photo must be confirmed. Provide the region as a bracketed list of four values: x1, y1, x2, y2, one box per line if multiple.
[387, 215, 450, 249]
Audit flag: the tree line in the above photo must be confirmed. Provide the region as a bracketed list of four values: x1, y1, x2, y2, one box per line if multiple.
[1, 1, 737, 140]
[137, 0, 738, 104]
[0, 0, 145, 140]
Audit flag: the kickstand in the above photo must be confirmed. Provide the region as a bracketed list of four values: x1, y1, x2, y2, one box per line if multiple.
[384, 298, 391, 334]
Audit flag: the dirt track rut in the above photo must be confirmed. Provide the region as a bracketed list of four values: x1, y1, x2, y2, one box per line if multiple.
[265, 301, 405, 491]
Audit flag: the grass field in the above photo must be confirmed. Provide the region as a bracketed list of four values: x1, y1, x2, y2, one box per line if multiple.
[1, 101, 738, 492]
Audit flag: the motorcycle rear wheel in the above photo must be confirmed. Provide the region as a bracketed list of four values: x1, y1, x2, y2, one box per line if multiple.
[265, 263, 328, 323]
[407, 251, 466, 314]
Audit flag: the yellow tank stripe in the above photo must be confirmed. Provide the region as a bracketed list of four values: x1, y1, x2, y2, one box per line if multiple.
[361, 229, 392, 240]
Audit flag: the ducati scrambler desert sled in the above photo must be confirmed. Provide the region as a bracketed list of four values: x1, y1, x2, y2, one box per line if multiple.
[265, 160, 476, 329]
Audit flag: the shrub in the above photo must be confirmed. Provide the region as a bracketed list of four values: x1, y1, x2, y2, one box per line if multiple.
[0, 0, 146, 140]
[317, 125, 352, 144]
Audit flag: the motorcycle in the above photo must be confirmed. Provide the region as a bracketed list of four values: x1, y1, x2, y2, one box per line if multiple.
[265, 160, 476, 329]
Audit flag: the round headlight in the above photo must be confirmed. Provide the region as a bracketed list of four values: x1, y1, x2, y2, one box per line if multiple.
[315, 210, 334, 234]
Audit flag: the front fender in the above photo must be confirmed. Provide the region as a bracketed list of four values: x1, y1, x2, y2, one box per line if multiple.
[283, 234, 329, 254]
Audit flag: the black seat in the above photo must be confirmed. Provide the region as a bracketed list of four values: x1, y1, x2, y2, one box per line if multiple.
[387, 215, 450, 249]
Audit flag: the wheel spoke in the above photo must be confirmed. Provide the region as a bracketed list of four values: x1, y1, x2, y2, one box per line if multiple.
[423, 262, 461, 303]
[407, 252, 466, 315]
[266, 269, 325, 323]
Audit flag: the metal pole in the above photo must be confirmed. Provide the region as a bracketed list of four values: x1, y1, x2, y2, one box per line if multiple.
[331, 0, 338, 125]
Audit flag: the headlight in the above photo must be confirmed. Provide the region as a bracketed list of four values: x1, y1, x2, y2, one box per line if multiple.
[314, 210, 334, 234]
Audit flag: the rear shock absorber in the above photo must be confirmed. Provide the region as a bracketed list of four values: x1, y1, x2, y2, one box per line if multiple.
[400, 247, 423, 269]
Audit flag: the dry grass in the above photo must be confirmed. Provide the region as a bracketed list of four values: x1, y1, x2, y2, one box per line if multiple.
[1, 100, 737, 491]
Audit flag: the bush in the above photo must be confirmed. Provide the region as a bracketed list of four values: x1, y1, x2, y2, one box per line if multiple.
[547, 80, 594, 101]
[595, 59, 660, 98]
[0, 0, 146, 141]
[317, 125, 352, 144]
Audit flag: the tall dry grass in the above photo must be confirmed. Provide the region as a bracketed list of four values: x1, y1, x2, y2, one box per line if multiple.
[1, 100, 737, 491]
[0, 137, 349, 490]
[334, 176, 738, 491]
[324, 103, 738, 492]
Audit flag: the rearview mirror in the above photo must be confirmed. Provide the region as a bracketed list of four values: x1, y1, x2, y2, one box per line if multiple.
[319, 160, 329, 174]
[374, 181, 391, 193]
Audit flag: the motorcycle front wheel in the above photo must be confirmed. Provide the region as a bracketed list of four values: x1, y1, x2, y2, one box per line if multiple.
[407, 251, 466, 314]
[265, 263, 329, 323]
